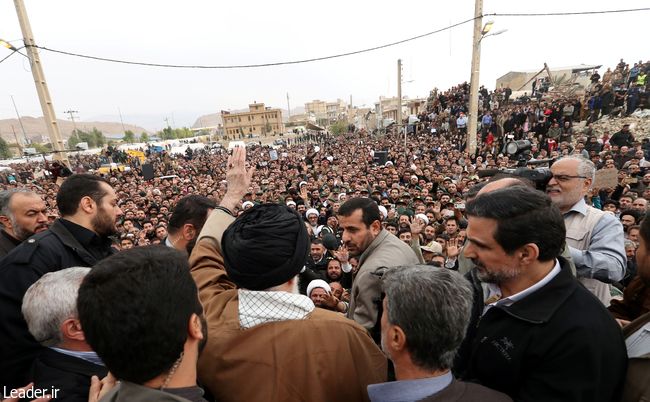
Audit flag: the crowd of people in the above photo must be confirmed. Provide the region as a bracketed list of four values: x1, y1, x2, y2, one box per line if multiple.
[0, 57, 648, 402]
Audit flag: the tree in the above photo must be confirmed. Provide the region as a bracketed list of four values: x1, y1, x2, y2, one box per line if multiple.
[329, 120, 348, 135]
[123, 130, 135, 143]
[140, 132, 149, 143]
[91, 128, 106, 147]
[160, 126, 176, 140]
[0, 137, 12, 159]
[67, 132, 81, 149]
[33, 143, 52, 154]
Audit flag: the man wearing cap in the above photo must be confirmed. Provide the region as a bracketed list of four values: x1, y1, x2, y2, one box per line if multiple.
[307, 279, 348, 313]
[189, 147, 386, 402]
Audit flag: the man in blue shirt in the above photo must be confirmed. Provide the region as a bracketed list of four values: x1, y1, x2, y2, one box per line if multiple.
[368, 266, 511, 402]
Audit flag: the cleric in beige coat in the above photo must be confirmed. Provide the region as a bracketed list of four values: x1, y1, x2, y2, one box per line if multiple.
[189, 147, 386, 402]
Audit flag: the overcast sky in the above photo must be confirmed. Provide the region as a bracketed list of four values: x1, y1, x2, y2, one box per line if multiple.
[0, 0, 648, 131]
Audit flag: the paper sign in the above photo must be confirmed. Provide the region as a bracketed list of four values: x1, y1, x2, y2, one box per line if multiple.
[593, 168, 618, 189]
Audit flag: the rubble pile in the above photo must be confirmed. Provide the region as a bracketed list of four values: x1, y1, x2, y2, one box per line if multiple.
[588, 109, 650, 139]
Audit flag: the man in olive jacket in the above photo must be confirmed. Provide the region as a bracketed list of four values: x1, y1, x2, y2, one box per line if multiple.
[338, 197, 419, 342]
[190, 147, 386, 402]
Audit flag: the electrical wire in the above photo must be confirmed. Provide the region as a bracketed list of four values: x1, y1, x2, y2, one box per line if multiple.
[13, 6, 650, 70]
[0, 45, 27, 64]
[27, 16, 478, 69]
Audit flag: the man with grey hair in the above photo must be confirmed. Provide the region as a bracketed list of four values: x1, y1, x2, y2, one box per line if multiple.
[22, 267, 107, 402]
[547, 155, 626, 304]
[0, 189, 49, 258]
[368, 266, 511, 402]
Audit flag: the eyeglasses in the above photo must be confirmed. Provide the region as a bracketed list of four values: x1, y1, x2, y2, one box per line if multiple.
[552, 174, 588, 182]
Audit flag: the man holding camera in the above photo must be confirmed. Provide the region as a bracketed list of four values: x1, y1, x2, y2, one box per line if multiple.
[547, 156, 626, 304]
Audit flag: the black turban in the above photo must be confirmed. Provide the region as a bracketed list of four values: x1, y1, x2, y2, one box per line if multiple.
[221, 204, 310, 291]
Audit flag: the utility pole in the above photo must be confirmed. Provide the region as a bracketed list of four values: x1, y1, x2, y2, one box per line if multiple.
[397, 59, 404, 156]
[467, 0, 483, 156]
[286, 93, 291, 118]
[14, 0, 68, 165]
[118, 107, 126, 134]
[63, 109, 78, 134]
[10, 95, 29, 145]
[11, 125, 23, 155]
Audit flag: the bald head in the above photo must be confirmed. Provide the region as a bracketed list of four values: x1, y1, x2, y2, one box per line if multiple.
[478, 178, 527, 196]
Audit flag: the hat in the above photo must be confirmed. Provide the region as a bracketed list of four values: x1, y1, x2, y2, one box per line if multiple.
[338, 193, 347, 200]
[307, 279, 331, 297]
[378, 205, 388, 219]
[420, 241, 443, 254]
[299, 181, 308, 187]
[414, 213, 429, 225]
[385, 161, 394, 166]
[242, 201, 254, 209]
[286, 200, 296, 207]
[222, 204, 309, 291]
[306, 208, 319, 218]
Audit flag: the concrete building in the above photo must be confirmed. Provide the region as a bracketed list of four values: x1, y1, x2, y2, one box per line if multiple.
[326, 99, 347, 122]
[496, 64, 601, 94]
[304, 100, 327, 120]
[221, 102, 284, 138]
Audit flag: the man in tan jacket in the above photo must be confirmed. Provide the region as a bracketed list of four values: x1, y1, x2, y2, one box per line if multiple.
[190, 147, 386, 402]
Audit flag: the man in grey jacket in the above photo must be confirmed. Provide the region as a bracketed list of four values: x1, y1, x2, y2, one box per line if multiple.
[338, 197, 419, 342]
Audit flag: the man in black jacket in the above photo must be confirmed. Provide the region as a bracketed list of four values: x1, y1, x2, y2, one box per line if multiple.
[0, 189, 49, 258]
[455, 186, 627, 402]
[0, 174, 122, 390]
[22, 267, 107, 401]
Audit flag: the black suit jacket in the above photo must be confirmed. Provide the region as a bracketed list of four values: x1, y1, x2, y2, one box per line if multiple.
[30, 348, 108, 402]
[0, 219, 115, 389]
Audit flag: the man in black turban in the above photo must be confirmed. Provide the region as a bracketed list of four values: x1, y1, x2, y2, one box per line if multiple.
[188, 146, 386, 402]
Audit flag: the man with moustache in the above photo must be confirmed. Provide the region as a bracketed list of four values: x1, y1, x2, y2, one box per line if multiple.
[0, 190, 49, 257]
[455, 186, 626, 402]
[0, 174, 123, 390]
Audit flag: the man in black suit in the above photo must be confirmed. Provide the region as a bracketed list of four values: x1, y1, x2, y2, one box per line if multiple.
[22, 267, 107, 401]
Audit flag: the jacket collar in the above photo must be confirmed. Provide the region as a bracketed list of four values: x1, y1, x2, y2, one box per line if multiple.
[359, 229, 389, 265]
[49, 219, 99, 266]
[495, 257, 577, 324]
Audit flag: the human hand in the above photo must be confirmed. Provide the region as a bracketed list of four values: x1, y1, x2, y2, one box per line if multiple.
[341, 289, 350, 303]
[88, 373, 117, 402]
[333, 245, 349, 263]
[615, 318, 630, 328]
[221, 147, 255, 212]
[447, 238, 460, 258]
[321, 291, 341, 310]
[410, 218, 426, 235]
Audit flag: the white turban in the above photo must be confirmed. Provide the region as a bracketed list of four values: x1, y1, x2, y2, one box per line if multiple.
[307, 279, 331, 297]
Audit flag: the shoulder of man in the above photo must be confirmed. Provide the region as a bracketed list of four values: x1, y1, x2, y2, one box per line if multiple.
[0, 229, 59, 268]
[424, 379, 512, 402]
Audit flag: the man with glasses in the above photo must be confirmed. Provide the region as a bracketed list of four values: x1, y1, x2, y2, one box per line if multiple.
[547, 156, 626, 305]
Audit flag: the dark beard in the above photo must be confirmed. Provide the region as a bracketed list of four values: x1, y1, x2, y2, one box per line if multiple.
[91, 208, 116, 237]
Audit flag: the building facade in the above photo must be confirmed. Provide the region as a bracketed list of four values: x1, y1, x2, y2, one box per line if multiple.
[221, 102, 285, 138]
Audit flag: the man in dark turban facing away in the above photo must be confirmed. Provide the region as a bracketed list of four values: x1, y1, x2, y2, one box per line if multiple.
[189, 147, 386, 402]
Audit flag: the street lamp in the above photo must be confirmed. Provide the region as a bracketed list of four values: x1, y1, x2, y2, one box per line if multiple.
[0, 38, 18, 51]
[467, 21, 507, 156]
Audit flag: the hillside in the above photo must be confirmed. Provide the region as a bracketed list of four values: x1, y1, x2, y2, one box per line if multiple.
[0, 116, 149, 143]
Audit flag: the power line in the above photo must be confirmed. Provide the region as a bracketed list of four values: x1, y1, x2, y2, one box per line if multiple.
[10, 6, 650, 70]
[0, 45, 27, 64]
[27, 16, 478, 69]
[486, 7, 650, 17]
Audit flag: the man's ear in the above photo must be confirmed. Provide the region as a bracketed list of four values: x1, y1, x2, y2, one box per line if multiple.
[79, 196, 96, 215]
[518, 243, 540, 265]
[182, 223, 196, 241]
[188, 313, 204, 341]
[61, 318, 85, 342]
[371, 220, 382, 235]
[388, 324, 407, 353]
[0, 215, 12, 230]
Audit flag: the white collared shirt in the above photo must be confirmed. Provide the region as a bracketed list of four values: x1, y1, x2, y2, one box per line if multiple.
[483, 260, 561, 315]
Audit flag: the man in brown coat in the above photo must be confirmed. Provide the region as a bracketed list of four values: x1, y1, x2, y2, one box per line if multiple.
[190, 147, 386, 402]
[368, 265, 511, 402]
